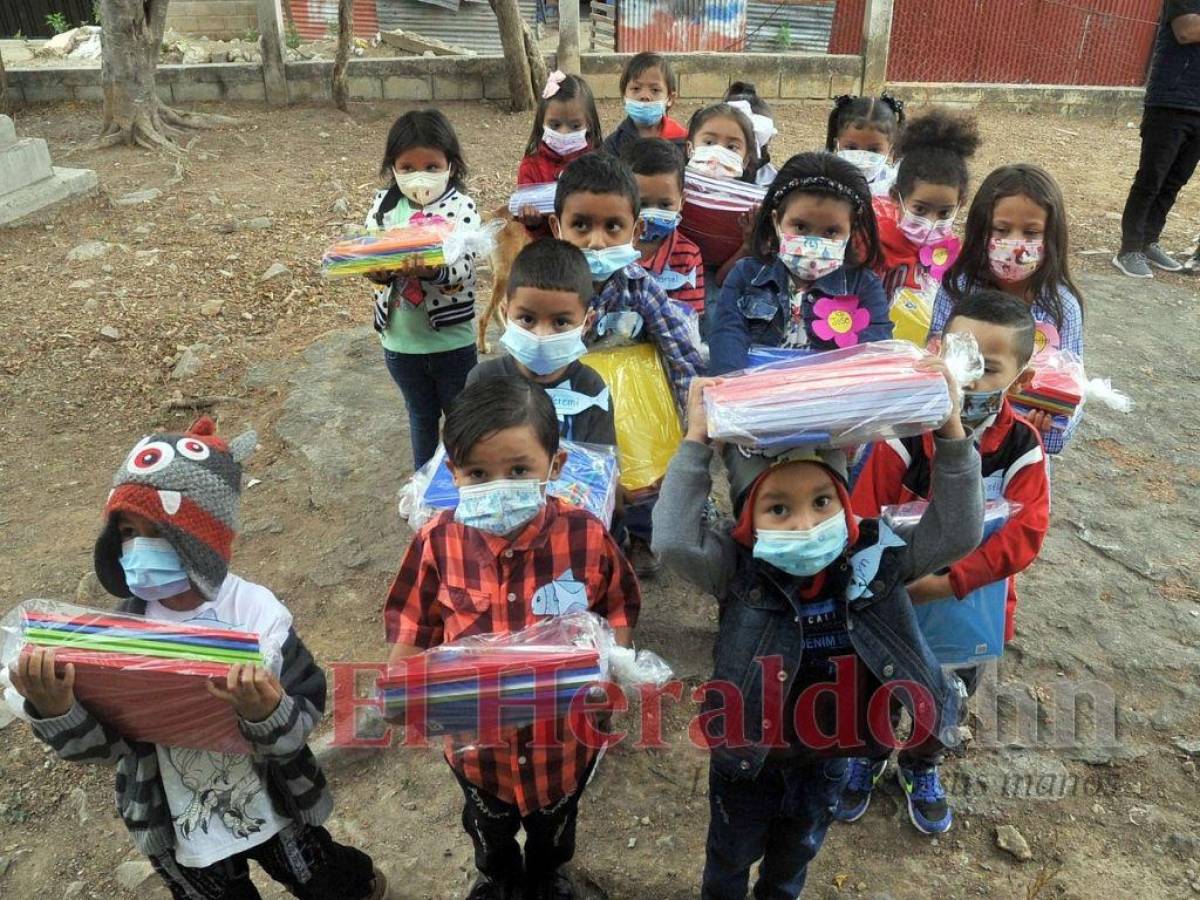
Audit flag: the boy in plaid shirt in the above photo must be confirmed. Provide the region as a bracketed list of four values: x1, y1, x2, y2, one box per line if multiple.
[384, 377, 640, 900]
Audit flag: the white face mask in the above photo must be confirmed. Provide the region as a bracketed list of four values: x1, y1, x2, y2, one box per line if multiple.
[687, 144, 745, 179]
[393, 168, 451, 206]
[837, 148, 888, 182]
[543, 126, 589, 156]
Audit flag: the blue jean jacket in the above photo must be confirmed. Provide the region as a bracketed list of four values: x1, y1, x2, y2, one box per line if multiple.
[708, 257, 892, 376]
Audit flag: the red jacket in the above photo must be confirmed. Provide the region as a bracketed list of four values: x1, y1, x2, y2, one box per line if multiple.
[852, 399, 1050, 641]
[873, 196, 924, 298]
[516, 144, 594, 239]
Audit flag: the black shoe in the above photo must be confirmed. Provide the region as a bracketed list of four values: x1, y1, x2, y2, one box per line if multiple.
[466, 874, 520, 900]
[629, 536, 662, 579]
[526, 871, 575, 900]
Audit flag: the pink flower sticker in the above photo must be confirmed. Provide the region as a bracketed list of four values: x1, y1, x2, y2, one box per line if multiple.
[812, 295, 870, 348]
[918, 236, 961, 281]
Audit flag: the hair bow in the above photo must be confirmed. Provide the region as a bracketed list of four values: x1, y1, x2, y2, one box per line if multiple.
[542, 70, 567, 100]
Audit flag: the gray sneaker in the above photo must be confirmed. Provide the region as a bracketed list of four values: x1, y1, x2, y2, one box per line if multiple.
[1112, 250, 1153, 278]
[1144, 242, 1183, 272]
[1181, 247, 1199, 275]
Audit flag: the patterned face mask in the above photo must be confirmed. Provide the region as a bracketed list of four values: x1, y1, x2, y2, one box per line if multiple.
[454, 479, 546, 536]
[988, 237, 1043, 283]
[687, 144, 745, 180]
[777, 232, 848, 281]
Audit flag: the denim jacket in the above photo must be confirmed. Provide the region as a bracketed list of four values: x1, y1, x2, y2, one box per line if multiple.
[708, 257, 892, 376]
[652, 439, 983, 781]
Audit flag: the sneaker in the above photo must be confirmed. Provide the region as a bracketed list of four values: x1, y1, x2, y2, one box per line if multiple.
[1112, 250, 1153, 278]
[897, 764, 953, 835]
[629, 536, 662, 579]
[1183, 248, 1200, 275]
[834, 757, 888, 823]
[1144, 242, 1183, 272]
[527, 871, 575, 900]
[465, 874, 519, 900]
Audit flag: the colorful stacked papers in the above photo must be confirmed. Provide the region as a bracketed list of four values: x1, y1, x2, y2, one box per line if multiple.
[508, 183, 557, 216]
[680, 171, 767, 265]
[321, 223, 454, 277]
[1010, 362, 1084, 417]
[746, 346, 813, 367]
[703, 341, 951, 450]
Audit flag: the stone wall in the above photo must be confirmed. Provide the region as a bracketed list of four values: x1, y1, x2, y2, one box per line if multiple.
[166, 0, 259, 40]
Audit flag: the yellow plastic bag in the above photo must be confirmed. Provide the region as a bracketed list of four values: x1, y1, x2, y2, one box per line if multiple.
[581, 343, 683, 492]
[890, 287, 933, 347]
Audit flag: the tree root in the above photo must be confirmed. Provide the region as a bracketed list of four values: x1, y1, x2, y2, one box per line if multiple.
[91, 102, 236, 152]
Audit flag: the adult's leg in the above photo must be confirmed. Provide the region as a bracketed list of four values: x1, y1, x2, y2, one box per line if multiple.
[251, 824, 379, 900]
[383, 349, 442, 469]
[1120, 108, 1192, 253]
[753, 759, 847, 900]
[700, 764, 779, 900]
[1145, 113, 1200, 246]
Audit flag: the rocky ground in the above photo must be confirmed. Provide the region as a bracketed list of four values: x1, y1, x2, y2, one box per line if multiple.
[0, 99, 1197, 899]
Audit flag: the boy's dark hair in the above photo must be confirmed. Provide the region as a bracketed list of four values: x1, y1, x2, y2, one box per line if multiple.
[751, 151, 881, 269]
[944, 163, 1083, 330]
[443, 377, 560, 465]
[946, 289, 1037, 368]
[506, 239, 594, 308]
[724, 81, 774, 170]
[524, 74, 603, 157]
[892, 108, 981, 200]
[553, 152, 640, 219]
[621, 137, 686, 192]
[687, 103, 761, 183]
[620, 51, 677, 95]
[380, 109, 468, 192]
[824, 93, 906, 151]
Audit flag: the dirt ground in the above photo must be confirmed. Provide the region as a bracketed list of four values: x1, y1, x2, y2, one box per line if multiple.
[0, 97, 1198, 900]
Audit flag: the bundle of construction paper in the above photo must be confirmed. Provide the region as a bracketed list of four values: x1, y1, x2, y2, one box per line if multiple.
[508, 182, 557, 216]
[703, 341, 953, 450]
[746, 346, 814, 367]
[404, 440, 620, 529]
[680, 171, 767, 265]
[0, 600, 275, 753]
[1009, 349, 1085, 419]
[321, 222, 455, 277]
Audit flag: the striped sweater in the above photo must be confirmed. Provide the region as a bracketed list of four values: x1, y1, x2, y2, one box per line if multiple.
[25, 593, 332, 859]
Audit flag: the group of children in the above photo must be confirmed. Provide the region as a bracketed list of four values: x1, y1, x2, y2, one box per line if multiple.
[9, 50, 1088, 900]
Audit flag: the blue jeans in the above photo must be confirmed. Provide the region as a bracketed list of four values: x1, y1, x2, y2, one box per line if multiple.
[702, 758, 848, 900]
[383, 344, 477, 469]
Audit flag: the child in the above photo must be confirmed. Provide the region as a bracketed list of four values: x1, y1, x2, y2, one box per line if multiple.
[384, 377, 640, 900]
[11, 418, 387, 900]
[724, 81, 780, 187]
[841, 290, 1051, 835]
[622, 137, 707, 314]
[708, 151, 891, 375]
[601, 51, 687, 158]
[930, 164, 1085, 454]
[826, 93, 906, 197]
[466, 239, 616, 447]
[365, 109, 482, 469]
[517, 71, 604, 240]
[652, 365, 982, 900]
[874, 108, 981, 302]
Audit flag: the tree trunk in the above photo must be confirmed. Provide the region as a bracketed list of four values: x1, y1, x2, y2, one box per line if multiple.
[488, 0, 535, 112]
[522, 19, 549, 96]
[98, 0, 234, 150]
[332, 0, 353, 112]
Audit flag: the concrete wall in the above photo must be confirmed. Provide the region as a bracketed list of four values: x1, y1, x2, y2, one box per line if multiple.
[889, 82, 1146, 117]
[167, 0, 259, 40]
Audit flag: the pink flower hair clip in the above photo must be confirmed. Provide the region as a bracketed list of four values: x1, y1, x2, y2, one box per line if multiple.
[542, 70, 567, 100]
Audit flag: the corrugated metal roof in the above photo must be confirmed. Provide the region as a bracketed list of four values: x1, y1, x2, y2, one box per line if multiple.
[743, 0, 834, 53]
[289, 0, 381, 41]
[375, 0, 540, 54]
[618, 0, 747, 53]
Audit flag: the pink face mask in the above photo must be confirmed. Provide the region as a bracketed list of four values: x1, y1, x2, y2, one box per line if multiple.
[897, 201, 957, 246]
[988, 237, 1043, 282]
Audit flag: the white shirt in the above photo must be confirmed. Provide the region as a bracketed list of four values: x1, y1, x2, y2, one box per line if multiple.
[147, 574, 293, 867]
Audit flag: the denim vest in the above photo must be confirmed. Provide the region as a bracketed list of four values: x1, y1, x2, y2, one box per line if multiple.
[703, 519, 967, 781]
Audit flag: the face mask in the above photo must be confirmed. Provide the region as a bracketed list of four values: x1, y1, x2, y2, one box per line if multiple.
[988, 237, 1043, 283]
[543, 126, 589, 157]
[898, 201, 957, 246]
[393, 169, 451, 206]
[120, 537, 191, 601]
[583, 243, 641, 280]
[961, 387, 1006, 427]
[625, 98, 667, 127]
[455, 479, 546, 536]
[687, 144, 745, 180]
[753, 515, 849, 578]
[837, 149, 888, 181]
[640, 207, 682, 242]
[499, 322, 587, 376]
[778, 232, 848, 281]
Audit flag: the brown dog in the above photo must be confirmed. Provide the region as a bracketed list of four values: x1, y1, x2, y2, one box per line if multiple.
[478, 206, 533, 353]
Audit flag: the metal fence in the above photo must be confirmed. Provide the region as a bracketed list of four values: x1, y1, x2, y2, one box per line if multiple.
[0, 0, 94, 37]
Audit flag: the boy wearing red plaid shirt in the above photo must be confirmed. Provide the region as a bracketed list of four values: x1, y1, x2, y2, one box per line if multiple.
[384, 377, 641, 900]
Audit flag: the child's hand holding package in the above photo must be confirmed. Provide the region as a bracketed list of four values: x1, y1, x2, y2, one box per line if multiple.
[10, 647, 75, 719]
[206, 661, 283, 723]
[685, 376, 721, 445]
[916, 355, 965, 440]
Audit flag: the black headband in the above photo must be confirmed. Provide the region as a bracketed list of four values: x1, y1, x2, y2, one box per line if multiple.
[773, 176, 865, 214]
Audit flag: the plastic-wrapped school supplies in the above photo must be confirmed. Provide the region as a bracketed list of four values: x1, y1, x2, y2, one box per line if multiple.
[507, 183, 557, 216]
[0, 600, 280, 753]
[883, 501, 1018, 666]
[1010, 350, 1085, 419]
[321, 220, 500, 278]
[680, 171, 767, 264]
[890, 286, 934, 347]
[703, 341, 955, 450]
[378, 612, 672, 738]
[404, 440, 620, 530]
[580, 343, 684, 492]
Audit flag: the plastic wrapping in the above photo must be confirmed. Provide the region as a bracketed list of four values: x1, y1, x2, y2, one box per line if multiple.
[321, 220, 501, 278]
[1, 600, 281, 753]
[940, 331, 985, 392]
[680, 170, 766, 264]
[1084, 377, 1133, 413]
[508, 183, 557, 216]
[883, 501, 1017, 666]
[402, 440, 620, 530]
[746, 346, 813, 367]
[703, 341, 952, 450]
[378, 612, 672, 738]
[580, 343, 684, 491]
[890, 286, 934, 347]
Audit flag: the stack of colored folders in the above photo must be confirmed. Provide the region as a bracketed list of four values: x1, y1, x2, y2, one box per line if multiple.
[680, 171, 767, 264]
[508, 183, 557, 216]
[1009, 351, 1085, 419]
[321, 222, 454, 278]
[378, 645, 602, 736]
[4, 602, 265, 753]
[703, 341, 952, 450]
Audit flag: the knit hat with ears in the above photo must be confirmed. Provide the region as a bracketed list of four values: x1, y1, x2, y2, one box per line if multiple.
[94, 417, 258, 602]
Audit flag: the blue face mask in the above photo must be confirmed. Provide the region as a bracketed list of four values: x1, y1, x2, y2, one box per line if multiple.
[499, 322, 587, 376]
[640, 207, 682, 242]
[625, 98, 667, 127]
[455, 479, 546, 536]
[583, 244, 641, 280]
[753, 515, 849, 578]
[120, 537, 192, 601]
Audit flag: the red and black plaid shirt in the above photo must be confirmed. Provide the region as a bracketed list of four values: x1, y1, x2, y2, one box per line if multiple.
[643, 229, 706, 312]
[384, 497, 640, 814]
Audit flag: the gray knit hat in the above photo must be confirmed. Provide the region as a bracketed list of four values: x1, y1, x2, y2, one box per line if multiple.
[723, 442, 850, 517]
